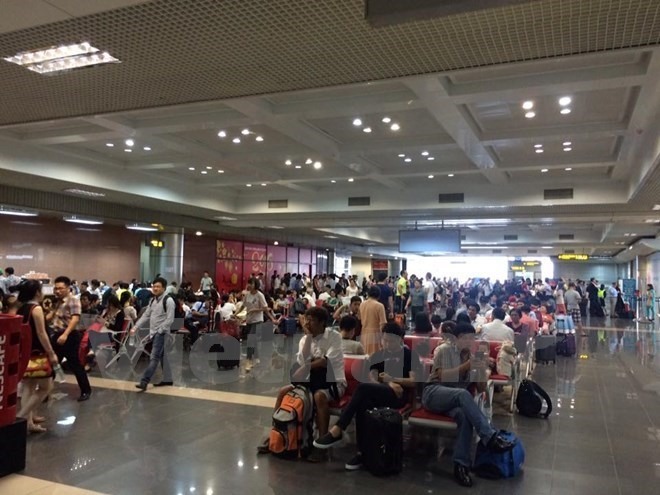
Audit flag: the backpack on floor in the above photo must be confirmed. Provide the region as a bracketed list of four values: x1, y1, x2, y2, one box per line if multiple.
[268, 386, 314, 459]
[516, 379, 553, 418]
[556, 333, 576, 357]
[362, 407, 403, 476]
[474, 430, 525, 479]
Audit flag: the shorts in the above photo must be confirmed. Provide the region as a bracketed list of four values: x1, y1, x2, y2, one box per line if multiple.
[316, 382, 346, 401]
[569, 308, 581, 325]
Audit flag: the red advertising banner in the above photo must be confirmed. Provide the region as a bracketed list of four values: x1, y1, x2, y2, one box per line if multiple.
[215, 258, 242, 292]
[216, 239, 243, 259]
[244, 243, 268, 276]
[372, 260, 388, 271]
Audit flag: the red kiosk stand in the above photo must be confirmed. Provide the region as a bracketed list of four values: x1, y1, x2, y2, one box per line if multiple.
[0, 314, 31, 477]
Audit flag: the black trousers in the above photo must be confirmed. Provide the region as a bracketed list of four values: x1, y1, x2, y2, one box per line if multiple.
[52, 331, 91, 395]
[336, 383, 405, 454]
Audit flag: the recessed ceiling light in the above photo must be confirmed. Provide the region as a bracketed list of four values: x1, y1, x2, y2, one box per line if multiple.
[363, 127, 372, 133]
[421, 151, 429, 156]
[124, 149, 132, 153]
[535, 149, 544, 154]
[255, 136, 264, 142]
[143, 146, 151, 151]
[306, 158, 313, 165]
[534, 144, 543, 148]
[0, 206, 38, 217]
[631, 233, 637, 236]
[201, 170, 208, 175]
[125, 139, 134, 147]
[3, 43, 119, 74]
[241, 129, 250, 135]
[427, 157, 435, 161]
[261, 183, 267, 187]
[195, 231, 203, 236]
[565, 167, 573, 171]
[348, 178, 354, 182]
[559, 96, 572, 106]
[390, 123, 401, 131]
[313, 161, 323, 170]
[428, 175, 434, 179]
[285, 159, 292, 166]
[563, 147, 572, 152]
[382, 117, 392, 124]
[64, 188, 106, 198]
[188, 167, 195, 171]
[106, 143, 114, 147]
[560, 108, 572, 115]
[63, 216, 103, 225]
[653, 204, 660, 210]
[645, 218, 659, 223]
[525, 111, 536, 119]
[352, 118, 362, 127]
[246, 184, 252, 187]
[217, 170, 224, 173]
[522, 101, 534, 110]
[206, 166, 212, 170]
[331, 180, 336, 183]
[541, 168, 549, 173]
[218, 131, 227, 138]
[294, 165, 302, 170]
[404, 158, 412, 163]
[448, 174, 455, 177]
[563, 141, 572, 146]
[273, 241, 279, 246]
[398, 154, 406, 158]
[232, 137, 241, 144]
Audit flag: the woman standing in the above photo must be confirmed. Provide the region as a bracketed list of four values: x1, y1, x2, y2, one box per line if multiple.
[646, 284, 656, 321]
[13, 280, 59, 433]
[244, 278, 268, 372]
[120, 291, 137, 324]
[554, 283, 566, 315]
[405, 278, 426, 322]
[346, 277, 360, 298]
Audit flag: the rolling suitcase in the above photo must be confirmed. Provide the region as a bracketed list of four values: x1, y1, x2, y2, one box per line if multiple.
[362, 408, 403, 476]
[534, 335, 556, 364]
[210, 333, 240, 369]
[282, 317, 298, 336]
[556, 333, 576, 357]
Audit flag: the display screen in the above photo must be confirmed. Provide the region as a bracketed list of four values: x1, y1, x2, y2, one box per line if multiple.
[398, 229, 461, 253]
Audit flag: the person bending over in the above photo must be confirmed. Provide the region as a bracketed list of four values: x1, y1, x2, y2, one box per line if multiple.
[314, 323, 421, 470]
[422, 323, 514, 487]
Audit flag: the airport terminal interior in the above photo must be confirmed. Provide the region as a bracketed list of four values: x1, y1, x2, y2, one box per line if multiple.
[0, 1, 660, 494]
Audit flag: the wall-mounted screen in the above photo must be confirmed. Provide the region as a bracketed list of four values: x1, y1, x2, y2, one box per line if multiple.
[398, 229, 461, 253]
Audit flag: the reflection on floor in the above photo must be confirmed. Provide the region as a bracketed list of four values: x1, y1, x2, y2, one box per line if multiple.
[1, 317, 659, 495]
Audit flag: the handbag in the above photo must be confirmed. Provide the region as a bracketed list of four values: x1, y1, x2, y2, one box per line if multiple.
[24, 353, 53, 378]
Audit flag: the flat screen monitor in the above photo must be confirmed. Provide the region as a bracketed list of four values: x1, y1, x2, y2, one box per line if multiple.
[398, 229, 461, 253]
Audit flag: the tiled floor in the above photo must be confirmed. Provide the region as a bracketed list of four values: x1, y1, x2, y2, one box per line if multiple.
[2, 317, 659, 495]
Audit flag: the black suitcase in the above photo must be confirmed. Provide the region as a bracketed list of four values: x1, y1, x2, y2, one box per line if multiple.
[362, 408, 403, 476]
[210, 333, 240, 369]
[535, 335, 556, 364]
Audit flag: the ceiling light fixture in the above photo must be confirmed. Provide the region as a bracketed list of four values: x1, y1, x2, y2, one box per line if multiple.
[246, 184, 252, 187]
[124, 149, 132, 153]
[0, 206, 38, 217]
[195, 231, 203, 236]
[563, 141, 572, 146]
[106, 143, 114, 147]
[305, 158, 313, 165]
[535, 149, 544, 154]
[382, 117, 391, 124]
[560, 108, 572, 115]
[542, 246, 553, 249]
[398, 154, 405, 158]
[653, 204, 660, 211]
[313, 161, 323, 170]
[126, 223, 158, 232]
[125, 139, 134, 147]
[188, 167, 195, 171]
[217, 169, 224, 173]
[390, 123, 401, 131]
[261, 183, 267, 187]
[63, 188, 106, 198]
[241, 129, 250, 135]
[559, 96, 572, 106]
[448, 174, 455, 177]
[421, 151, 429, 156]
[525, 111, 536, 119]
[330, 180, 336, 183]
[218, 131, 227, 138]
[522, 101, 534, 110]
[565, 167, 573, 171]
[363, 127, 372, 133]
[273, 241, 279, 246]
[352, 118, 362, 127]
[404, 158, 412, 163]
[294, 165, 302, 169]
[534, 144, 543, 148]
[285, 159, 292, 166]
[232, 138, 241, 144]
[563, 147, 572, 152]
[348, 178, 354, 182]
[428, 175, 434, 179]
[541, 168, 548, 173]
[3, 42, 119, 74]
[206, 166, 212, 170]
[63, 216, 103, 225]
[255, 136, 264, 142]
[428, 157, 435, 161]
[201, 171, 208, 175]
[143, 146, 151, 151]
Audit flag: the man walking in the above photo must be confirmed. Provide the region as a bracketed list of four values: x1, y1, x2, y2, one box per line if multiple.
[135, 277, 176, 391]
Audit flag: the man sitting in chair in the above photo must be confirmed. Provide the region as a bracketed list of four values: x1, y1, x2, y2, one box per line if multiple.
[422, 323, 515, 487]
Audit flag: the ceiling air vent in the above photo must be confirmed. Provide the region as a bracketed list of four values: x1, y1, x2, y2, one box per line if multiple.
[460, 249, 469, 254]
[461, 235, 467, 241]
[564, 249, 576, 254]
[528, 249, 538, 254]
[438, 193, 464, 204]
[492, 249, 503, 254]
[268, 199, 288, 209]
[504, 234, 518, 241]
[559, 234, 575, 240]
[348, 196, 371, 207]
[544, 188, 574, 200]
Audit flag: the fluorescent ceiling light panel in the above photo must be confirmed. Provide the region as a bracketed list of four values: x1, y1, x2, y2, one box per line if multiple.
[63, 188, 106, 197]
[0, 206, 38, 217]
[125, 223, 158, 232]
[3, 42, 119, 75]
[63, 216, 103, 225]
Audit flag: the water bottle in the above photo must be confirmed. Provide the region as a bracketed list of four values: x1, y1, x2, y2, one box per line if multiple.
[129, 329, 136, 346]
[53, 364, 66, 384]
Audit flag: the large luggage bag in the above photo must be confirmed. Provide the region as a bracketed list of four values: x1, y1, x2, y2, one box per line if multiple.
[362, 408, 403, 476]
[556, 333, 576, 357]
[474, 431, 525, 479]
[534, 335, 556, 364]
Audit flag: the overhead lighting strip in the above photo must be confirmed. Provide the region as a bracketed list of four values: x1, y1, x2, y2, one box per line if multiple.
[3, 42, 119, 75]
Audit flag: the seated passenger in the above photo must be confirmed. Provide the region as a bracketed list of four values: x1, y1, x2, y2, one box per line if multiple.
[507, 308, 531, 336]
[422, 323, 515, 487]
[431, 314, 443, 335]
[480, 308, 515, 342]
[339, 316, 365, 355]
[413, 312, 439, 337]
[313, 323, 421, 470]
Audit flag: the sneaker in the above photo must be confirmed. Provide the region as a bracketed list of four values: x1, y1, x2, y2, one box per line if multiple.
[135, 382, 147, 392]
[345, 454, 363, 471]
[313, 432, 343, 449]
[486, 433, 515, 453]
[245, 359, 253, 372]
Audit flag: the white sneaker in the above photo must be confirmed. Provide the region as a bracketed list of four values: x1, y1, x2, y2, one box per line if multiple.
[245, 359, 253, 372]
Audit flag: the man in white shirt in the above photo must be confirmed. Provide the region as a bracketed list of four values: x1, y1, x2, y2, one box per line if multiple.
[480, 308, 515, 342]
[607, 282, 619, 318]
[467, 301, 487, 333]
[318, 285, 332, 303]
[423, 272, 436, 313]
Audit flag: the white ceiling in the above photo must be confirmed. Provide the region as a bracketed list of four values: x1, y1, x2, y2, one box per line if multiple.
[0, 0, 658, 260]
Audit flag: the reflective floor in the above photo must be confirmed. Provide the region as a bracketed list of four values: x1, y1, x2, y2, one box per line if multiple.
[2, 316, 660, 495]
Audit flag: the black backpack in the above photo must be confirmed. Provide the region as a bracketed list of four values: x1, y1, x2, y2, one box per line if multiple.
[516, 379, 552, 419]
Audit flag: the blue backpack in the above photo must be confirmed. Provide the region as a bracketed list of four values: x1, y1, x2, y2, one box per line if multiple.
[473, 431, 525, 479]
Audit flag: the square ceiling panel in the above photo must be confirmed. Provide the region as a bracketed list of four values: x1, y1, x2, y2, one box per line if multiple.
[508, 166, 611, 182]
[265, 80, 413, 106]
[175, 125, 312, 153]
[363, 147, 475, 173]
[493, 136, 618, 166]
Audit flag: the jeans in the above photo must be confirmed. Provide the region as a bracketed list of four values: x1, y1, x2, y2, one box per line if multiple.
[245, 322, 259, 360]
[140, 332, 172, 385]
[422, 384, 495, 467]
[647, 305, 655, 321]
[336, 383, 406, 455]
[52, 330, 91, 395]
